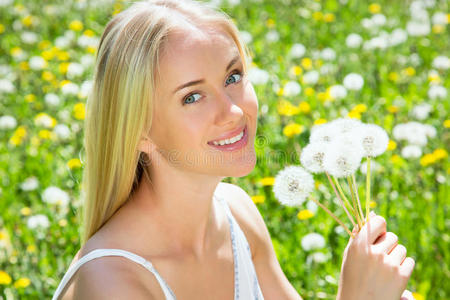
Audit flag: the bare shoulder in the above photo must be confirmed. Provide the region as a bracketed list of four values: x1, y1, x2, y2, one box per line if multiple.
[59, 246, 165, 299]
[216, 182, 267, 259]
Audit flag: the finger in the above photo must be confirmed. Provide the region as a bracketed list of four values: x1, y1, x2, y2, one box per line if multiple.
[372, 232, 398, 254]
[400, 289, 414, 300]
[386, 244, 407, 265]
[399, 257, 415, 282]
[358, 215, 387, 245]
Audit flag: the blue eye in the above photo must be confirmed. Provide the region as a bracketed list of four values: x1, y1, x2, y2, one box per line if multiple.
[183, 93, 201, 104]
[226, 72, 242, 85]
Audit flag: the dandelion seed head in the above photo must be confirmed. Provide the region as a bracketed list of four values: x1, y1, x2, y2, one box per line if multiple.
[273, 166, 314, 207]
[323, 142, 363, 178]
[356, 124, 389, 157]
[300, 142, 329, 173]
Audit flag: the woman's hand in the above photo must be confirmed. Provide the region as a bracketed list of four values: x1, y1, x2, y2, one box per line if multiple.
[336, 212, 415, 300]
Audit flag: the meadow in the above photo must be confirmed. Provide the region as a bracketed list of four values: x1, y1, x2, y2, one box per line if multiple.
[0, 0, 448, 299]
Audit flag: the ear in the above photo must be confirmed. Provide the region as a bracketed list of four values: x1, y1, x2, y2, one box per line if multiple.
[137, 136, 156, 155]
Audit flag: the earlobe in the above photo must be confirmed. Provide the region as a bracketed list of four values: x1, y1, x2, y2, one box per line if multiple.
[138, 137, 155, 155]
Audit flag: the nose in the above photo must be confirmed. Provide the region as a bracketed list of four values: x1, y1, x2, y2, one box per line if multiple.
[213, 88, 244, 127]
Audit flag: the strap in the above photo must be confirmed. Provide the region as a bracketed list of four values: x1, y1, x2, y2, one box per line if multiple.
[52, 248, 176, 300]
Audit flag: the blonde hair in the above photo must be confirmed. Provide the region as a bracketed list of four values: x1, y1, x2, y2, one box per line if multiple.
[80, 0, 251, 244]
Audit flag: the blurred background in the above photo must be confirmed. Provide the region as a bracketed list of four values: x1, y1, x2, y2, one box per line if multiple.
[0, 0, 448, 299]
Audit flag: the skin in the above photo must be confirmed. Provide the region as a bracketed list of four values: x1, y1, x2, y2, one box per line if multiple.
[61, 24, 415, 300]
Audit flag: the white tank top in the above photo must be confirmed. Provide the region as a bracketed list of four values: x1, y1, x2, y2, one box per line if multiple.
[52, 195, 264, 300]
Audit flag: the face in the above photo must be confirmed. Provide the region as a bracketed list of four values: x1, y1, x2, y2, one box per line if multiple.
[144, 25, 258, 178]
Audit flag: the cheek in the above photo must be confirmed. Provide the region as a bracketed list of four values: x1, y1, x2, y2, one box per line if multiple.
[242, 82, 258, 117]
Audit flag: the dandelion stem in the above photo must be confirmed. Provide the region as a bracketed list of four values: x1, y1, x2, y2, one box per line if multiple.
[366, 157, 372, 222]
[326, 172, 356, 228]
[310, 196, 354, 238]
[347, 176, 362, 229]
[333, 176, 360, 230]
[352, 174, 365, 224]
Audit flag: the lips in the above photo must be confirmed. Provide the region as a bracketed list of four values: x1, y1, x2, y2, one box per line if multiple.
[207, 124, 246, 145]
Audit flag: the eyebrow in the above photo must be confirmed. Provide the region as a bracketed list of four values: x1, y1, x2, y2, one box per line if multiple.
[172, 54, 241, 94]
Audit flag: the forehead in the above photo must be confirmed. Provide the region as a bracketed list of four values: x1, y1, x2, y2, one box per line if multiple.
[156, 26, 240, 86]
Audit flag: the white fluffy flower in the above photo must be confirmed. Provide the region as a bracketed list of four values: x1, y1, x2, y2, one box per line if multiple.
[389, 28, 408, 46]
[53, 124, 71, 140]
[20, 177, 39, 191]
[320, 48, 336, 61]
[79, 80, 93, 98]
[300, 142, 329, 173]
[411, 103, 432, 120]
[428, 85, 447, 99]
[265, 30, 279, 42]
[423, 124, 436, 138]
[401, 145, 422, 158]
[343, 73, 364, 91]
[346, 33, 363, 48]
[67, 62, 84, 79]
[29, 56, 47, 70]
[61, 82, 79, 95]
[329, 85, 347, 100]
[355, 124, 389, 157]
[247, 67, 269, 85]
[372, 14, 387, 26]
[308, 252, 328, 264]
[44, 93, 61, 107]
[302, 70, 319, 85]
[289, 43, 306, 58]
[0, 115, 17, 129]
[432, 12, 447, 25]
[27, 214, 50, 229]
[42, 186, 70, 206]
[273, 166, 314, 207]
[21, 31, 38, 44]
[239, 30, 253, 44]
[406, 21, 430, 36]
[80, 54, 95, 67]
[432, 56, 450, 70]
[329, 118, 363, 135]
[301, 233, 325, 251]
[392, 122, 429, 146]
[310, 123, 339, 144]
[283, 81, 301, 97]
[323, 141, 363, 178]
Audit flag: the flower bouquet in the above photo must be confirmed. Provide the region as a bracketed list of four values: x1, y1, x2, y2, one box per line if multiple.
[273, 118, 389, 238]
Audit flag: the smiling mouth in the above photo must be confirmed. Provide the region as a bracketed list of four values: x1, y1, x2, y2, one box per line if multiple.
[207, 125, 246, 146]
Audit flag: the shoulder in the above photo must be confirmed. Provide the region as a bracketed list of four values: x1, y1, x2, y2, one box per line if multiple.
[216, 182, 267, 259]
[58, 247, 164, 299]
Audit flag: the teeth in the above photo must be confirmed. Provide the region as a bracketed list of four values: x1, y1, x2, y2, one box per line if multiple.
[212, 130, 244, 146]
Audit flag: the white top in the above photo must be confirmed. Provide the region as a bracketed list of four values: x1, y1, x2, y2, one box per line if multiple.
[52, 194, 264, 300]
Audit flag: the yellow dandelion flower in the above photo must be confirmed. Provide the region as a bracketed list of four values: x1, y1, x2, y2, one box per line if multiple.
[13, 277, 30, 289]
[347, 110, 361, 119]
[324, 13, 335, 22]
[305, 87, 315, 96]
[83, 29, 95, 37]
[298, 101, 311, 113]
[312, 11, 323, 21]
[387, 105, 399, 113]
[251, 195, 265, 204]
[369, 3, 381, 14]
[38, 129, 53, 140]
[59, 62, 70, 74]
[41, 50, 54, 61]
[19, 61, 29, 71]
[26, 245, 36, 253]
[0, 271, 12, 285]
[369, 201, 377, 208]
[433, 148, 448, 160]
[420, 154, 436, 166]
[60, 79, 71, 87]
[390, 154, 404, 166]
[314, 118, 327, 125]
[25, 94, 36, 103]
[428, 72, 441, 84]
[69, 20, 83, 31]
[403, 67, 416, 77]
[74, 102, 86, 120]
[289, 65, 303, 76]
[266, 18, 275, 28]
[317, 92, 329, 102]
[67, 158, 82, 169]
[260, 177, 275, 186]
[113, 2, 123, 15]
[353, 104, 367, 113]
[21, 15, 33, 27]
[432, 24, 444, 34]
[87, 46, 97, 54]
[387, 140, 397, 150]
[388, 72, 399, 82]
[444, 120, 450, 128]
[15, 126, 27, 138]
[58, 219, 68, 227]
[297, 209, 314, 220]
[57, 51, 70, 61]
[301, 58, 312, 70]
[283, 123, 303, 138]
[0, 24, 5, 34]
[31, 136, 40, 147]
[42, 71, 55, 81]
[412, 292, 425, 300]
[38, 40, 51, 50]
[277, 100, 299, 116]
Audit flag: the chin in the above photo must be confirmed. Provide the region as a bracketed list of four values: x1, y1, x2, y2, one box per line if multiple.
[223, 150, 257, 178]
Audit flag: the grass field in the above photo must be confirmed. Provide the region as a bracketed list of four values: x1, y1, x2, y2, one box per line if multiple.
[0, 0, 448, 299]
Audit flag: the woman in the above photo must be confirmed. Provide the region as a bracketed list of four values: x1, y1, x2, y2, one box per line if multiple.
[52, 0, 415, 299]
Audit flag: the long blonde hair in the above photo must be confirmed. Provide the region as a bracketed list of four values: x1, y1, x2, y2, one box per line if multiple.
[81, 0, 251, 244]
